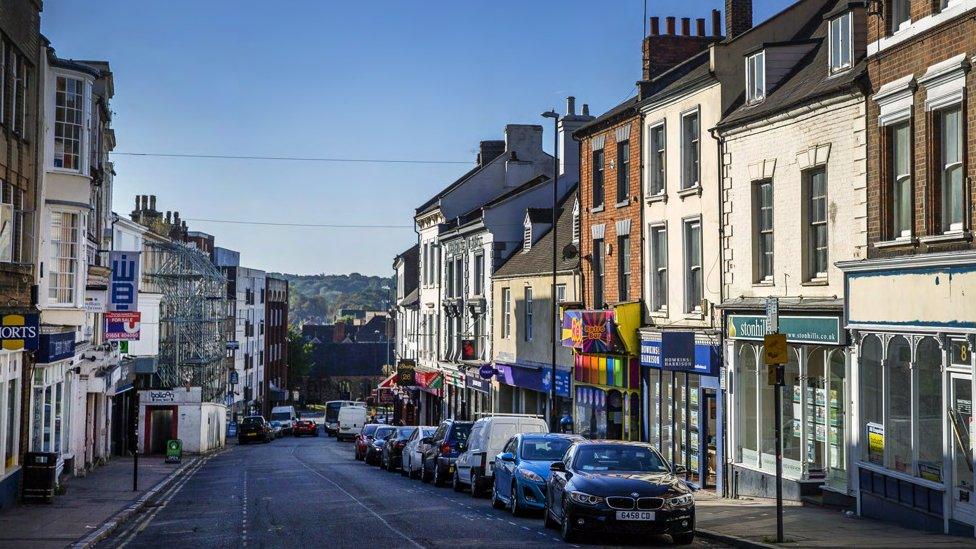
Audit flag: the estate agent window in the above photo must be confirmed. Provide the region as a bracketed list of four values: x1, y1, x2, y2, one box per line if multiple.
[829, 12, 852, 73]
[649, 123, 666, 195]
[889, 122, 912, 238]
[617, 140, 630, 203]
[681, 111, 700, 189]
[649, 225, 667, 312]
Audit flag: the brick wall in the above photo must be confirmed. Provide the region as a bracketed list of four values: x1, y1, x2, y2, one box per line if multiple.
[578, 111, 643, 308]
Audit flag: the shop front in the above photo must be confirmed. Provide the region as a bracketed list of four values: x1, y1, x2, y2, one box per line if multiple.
[494, 360, 571, 417]
[29, 331, 76, 480]
[840, 252, 976, 535]
[640, 331, 722, 490]
[725, 309, 850, 502]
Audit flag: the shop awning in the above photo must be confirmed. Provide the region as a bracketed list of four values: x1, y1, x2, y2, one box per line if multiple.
[378, 372, 397, 389]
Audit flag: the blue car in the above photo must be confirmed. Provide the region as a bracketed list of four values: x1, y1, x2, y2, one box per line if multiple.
[491, 433, 583, 516]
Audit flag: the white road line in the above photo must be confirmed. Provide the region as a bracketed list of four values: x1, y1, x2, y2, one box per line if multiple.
[116, 457, 209, 548]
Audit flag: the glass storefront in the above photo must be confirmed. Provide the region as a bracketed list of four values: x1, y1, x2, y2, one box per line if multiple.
[573, 353, 641, 440]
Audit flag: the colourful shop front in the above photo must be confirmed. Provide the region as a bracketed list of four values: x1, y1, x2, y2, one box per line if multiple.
[562, 304, 642, 440]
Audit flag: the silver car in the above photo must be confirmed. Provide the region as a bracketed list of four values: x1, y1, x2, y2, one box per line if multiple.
[401, 426, 437, 479]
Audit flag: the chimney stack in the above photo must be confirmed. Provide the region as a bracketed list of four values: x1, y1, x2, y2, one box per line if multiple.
[650, 16, 660, 36]
[712, 9, 722, 36]
[141, 195, 148, 210]
[173, 211, 180, 226]
[566, 96, 576, 116]
[477, 140, 505, 166]
[582, 104, 590, 116]
[726, 0, 753, 39]
[556, 96, 595, 182]
[696, 18, 706, 37]
[665, 16, 676, 35]
[681, 17, 691, 36]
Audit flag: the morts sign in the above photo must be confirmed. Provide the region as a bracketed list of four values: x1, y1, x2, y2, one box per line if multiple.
[0, 314, 39, 351]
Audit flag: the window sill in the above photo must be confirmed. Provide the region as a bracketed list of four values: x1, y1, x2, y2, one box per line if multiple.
[649, 310, 669, 319]
[677, 185, 702, 199]
[919, 231, 972, 245]
[615, 199, 630, 208]
[752, 280, 775, 287]
[873, 237, 918, 249]
[590, 205, 605, 214]
[645, 192, 667, 205]
[801, 278, 828, 287]
[683, 312, 705, 320]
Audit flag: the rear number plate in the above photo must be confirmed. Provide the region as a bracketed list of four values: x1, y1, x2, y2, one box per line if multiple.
[616, 511, 655, 521]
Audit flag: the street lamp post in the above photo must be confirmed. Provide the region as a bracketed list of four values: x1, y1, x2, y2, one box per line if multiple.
[542, 108, 559, 432]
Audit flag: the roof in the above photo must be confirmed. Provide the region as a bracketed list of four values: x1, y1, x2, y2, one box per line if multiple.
[638, 51, 714, 109]
[494, 186, 579, 278]
[399, 287, 419, 308]
[415, 163, 481, 216]
[439, 174, 551, 236]
[573, 96, 639, 138]
[718, 0, 866, 129]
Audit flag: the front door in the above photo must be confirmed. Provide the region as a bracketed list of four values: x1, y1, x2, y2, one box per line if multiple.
[149, 408, 174, 454]
[950, 373, 976, 523]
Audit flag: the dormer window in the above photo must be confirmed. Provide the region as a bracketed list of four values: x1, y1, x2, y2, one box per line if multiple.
[523, 215, 532, 253]
[890, 0, 911, 34]
[829, 12, 852, 73]
[746, 51, 766, 103]
[572, 198, 580, 244]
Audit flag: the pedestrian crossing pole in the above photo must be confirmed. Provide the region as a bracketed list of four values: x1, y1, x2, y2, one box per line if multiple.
[764, 297, 786, 543]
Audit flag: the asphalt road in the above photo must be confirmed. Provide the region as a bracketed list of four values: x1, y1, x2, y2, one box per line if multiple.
[97, 425, 725, 548]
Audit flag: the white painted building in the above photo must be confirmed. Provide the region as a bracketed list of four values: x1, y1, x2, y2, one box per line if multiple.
[214, 250, 266, 417]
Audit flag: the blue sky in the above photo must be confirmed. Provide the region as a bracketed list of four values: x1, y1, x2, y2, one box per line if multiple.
[42, 0, 784, 276]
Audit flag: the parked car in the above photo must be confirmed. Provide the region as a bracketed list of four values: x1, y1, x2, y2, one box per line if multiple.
[491, 433, 582, 515]
[544, 440, 695, 544]
[238, 415, 273, 444]
[270, 405, 298, 436]
[355, 424, 381, 461]
[269, 422, 282, 439]
[401, 426, 437, 478]
[454, 414, 548, 496]
[365, 425, 397, 465]
[337, 404, 368, 441]
[293, 418, 318, 437]
[381, 426, 417, 472]
[324, 400, 360, 436]
[421, 419, 473, 486]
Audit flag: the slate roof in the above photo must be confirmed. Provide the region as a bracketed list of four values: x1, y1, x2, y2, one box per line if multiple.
[415, 163, 482, 216]
[438, 174, 550, 236]
[494, 186, 579, 278]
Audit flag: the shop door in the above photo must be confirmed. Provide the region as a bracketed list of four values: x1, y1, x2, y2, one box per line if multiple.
[149, 408, 174, 454]
[950, 373, 976, 523]
[702, 389, 717, 488]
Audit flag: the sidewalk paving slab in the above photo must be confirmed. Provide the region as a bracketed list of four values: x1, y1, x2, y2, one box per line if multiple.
[694, 490, 976, 547]
[0, 456, 188, 549]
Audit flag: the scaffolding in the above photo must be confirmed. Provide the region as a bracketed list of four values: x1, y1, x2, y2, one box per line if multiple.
[145, 238, 229, 403]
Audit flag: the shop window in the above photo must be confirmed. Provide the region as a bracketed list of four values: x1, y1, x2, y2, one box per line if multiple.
[917, 338, 943, 481]
[826, 350, 847, 492]
[887, 336, 912, 474]
[860, 335, 883, 463]
[807, 350, 827, 473]
[738, 345, 759, 463]
[53, 382, 62, 454]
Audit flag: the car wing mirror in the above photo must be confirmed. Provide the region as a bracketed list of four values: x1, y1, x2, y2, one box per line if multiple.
[550, 461, 566, 472]
[499, 452, 515, 462]
[674, 465, 688, 475]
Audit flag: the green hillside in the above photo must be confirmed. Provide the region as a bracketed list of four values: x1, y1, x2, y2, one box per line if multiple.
[270, 272, 395, 326]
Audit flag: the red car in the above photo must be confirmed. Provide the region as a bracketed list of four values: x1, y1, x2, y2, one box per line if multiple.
[293, 419, 318, 437]
[355, 424, 381, 461]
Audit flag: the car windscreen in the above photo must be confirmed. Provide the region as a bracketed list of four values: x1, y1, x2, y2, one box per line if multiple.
[397, 427, 416, 439]
[374, 427, 396, 439]
[521, 439, 573, 461]
[241, 417, 263, 426]
[449, 423, 472, 444]
[325, 402, 344, 421]
[362, 424, 379, 436]
[573, 445, 670, 473]
[270, 412, 291, 421]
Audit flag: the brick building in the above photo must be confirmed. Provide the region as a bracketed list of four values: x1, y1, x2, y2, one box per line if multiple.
[836, 0, 976, 535]
[263, 276, 289, 416]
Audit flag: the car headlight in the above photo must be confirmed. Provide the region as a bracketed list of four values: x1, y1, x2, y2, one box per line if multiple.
[665, 493, 694, 509]
[519, 469, 544, 483]
[568, 491, 604, 506]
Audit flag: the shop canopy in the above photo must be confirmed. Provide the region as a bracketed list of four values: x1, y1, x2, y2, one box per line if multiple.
[378, 372, 397, 389]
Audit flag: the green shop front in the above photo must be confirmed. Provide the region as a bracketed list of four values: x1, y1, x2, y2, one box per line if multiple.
[725, 307, 851, 503]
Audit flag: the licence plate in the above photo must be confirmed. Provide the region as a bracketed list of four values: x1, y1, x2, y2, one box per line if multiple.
[449, 464, 455, 473]
[616, 511, 655, 521]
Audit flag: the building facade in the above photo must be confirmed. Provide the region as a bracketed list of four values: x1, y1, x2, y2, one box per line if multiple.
[263, 276, 288, 417]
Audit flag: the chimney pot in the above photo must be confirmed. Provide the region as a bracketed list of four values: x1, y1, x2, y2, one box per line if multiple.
[166, 211, 172, 223]
[650, 16, 660, 36]
[665, 16, 676, 35]
[566, 96, 576, 115]
[681, 17, 691, 36]
[134, 196, 140, 210]
[582, 104, 590, 116]
[149, 195, 156, 211]
[712, 9, 722, 36]
[141, 195, 148, 210]
[696, 18, 706, 36]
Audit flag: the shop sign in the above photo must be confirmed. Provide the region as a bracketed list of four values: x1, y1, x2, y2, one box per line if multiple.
[36, 331, 75, 363]
[226, 341, 240, 350]
[149, 390, 175, 403]
[229, 371, 239, 385]
[0, 313, 39, 351]
[727, 314, 843, 345]
[867, 422, 884, 465]
[561, 310, 618, 353]
[397, 359, 416, 386]
[495, 362, 570, 397]
[640, 338, 721, 377]
[465, 374, 490, 393]
[461, 339, 477, 361]
[84, 292, 106, 313]
[105, 311, 141, 341]
[479, 364, 496, 379]
[109, 251, 140, 312]
[661, 332, 695, 371]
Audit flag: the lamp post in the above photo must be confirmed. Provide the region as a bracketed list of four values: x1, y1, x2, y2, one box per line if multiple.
[542, 108, 559, 431]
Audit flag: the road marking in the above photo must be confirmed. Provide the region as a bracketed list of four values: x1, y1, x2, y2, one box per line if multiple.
[241, 468, 248, 548]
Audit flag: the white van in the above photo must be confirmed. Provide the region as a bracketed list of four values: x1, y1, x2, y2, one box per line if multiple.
[270, 405, 298, 436]
[453, 414, 548, 494]
[336, 404, 367, 441]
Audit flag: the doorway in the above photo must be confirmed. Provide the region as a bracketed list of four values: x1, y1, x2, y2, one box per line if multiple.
[702, 388, 717, 488]
[147, 407, 177, 455]
[950, 372, 976, 523]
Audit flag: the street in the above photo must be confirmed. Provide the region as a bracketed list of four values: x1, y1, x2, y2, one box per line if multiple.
[97, 425, 724, 548]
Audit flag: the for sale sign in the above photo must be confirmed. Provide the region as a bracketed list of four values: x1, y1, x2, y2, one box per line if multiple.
[106, 311, 141, 341]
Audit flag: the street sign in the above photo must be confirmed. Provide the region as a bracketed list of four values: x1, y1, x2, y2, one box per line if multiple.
[229, 371, 239, 385]
[764, 333, 788, 365]
[765, 297, 779, 335]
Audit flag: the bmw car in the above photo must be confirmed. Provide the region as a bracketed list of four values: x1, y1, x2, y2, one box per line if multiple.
[544, 440, 696, 544]
[491, 433, 582, 516]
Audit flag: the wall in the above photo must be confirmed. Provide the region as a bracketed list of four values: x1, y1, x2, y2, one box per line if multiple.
[492, 271, 578, 368]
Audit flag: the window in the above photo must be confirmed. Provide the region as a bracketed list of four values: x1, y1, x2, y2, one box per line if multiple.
[454, 257, 463, 297]
[650, 226, 667, 312]
[916, 338, 942, 480]
[0, 181, 24, 263]
[890, 122, 912, 238]
[755, 181, 774, 281]
[592, 239, 604, 308]
[890, 0, 911, 34]
[746, 51, 765, 103]
[445, 259, 454, 297]
[887, 336, 912, 473]
[523, 217, 532, 252]
[592, 149, 605, 208]
[422, 243, 428, 286]
[681, 112, 700, 189]
[649, 124, 666, 195]
[12, 54, 26, 136]
[807, 169, 828, 279]
[502, 288, 511, 338]
[5, 377, 18, 470]
[473, 253, 484, 296]
[829, 13, 852, 72]
[524, 287, 533, 342]
[616, 140, 630, 203]
[939, 106, 964, 232]
[683, 220, 702, 313]
[617, 235, 630, 301]
[49, 211, 79, 304]
[555, 283, 566, 304]
[572, 200, 580, 244]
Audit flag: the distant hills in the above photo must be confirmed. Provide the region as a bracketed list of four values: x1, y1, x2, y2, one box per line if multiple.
[270, 272, 395, 327]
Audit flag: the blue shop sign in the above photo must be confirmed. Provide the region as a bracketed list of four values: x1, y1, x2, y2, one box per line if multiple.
[496, 362, 571, 398]
[37, 332, 76, 364]
[465, 373, 491, 393]
[662, 332, 695, 371]
[641, 337, 721, 377]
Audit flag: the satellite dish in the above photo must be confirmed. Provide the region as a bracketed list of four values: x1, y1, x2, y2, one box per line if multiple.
[562, 243, 579, 259]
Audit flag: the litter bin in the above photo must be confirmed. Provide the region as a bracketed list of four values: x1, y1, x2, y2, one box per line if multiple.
[22, 452, 58, 503]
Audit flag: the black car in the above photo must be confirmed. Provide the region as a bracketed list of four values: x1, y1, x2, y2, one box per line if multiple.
[238, 415, 273, 444]
[421, 419, 473, 486]
[381, 426, 417, 472]
[365, 425, 396, 465]
[544, 440, 695, 545]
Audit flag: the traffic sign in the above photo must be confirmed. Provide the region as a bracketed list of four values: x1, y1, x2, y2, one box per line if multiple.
[764, 333, 788, 365]
[765, 297, 779, 335]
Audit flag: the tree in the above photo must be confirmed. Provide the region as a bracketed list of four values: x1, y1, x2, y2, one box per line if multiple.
[288, 328, 314, 388]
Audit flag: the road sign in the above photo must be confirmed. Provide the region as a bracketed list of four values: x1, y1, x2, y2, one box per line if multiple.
[764, 333, 788, 366]
[765, 297, 779, 335]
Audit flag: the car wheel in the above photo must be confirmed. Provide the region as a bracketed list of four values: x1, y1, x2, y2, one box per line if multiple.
[491, 484, 505, 510]
[387, 457, 396, 472]
[671, 532, 695, 546]
[560, 509, 577, 543]
[452, 471, 464, 492]
[543, 501, 558, 529]
[510, 481, 522, 517]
